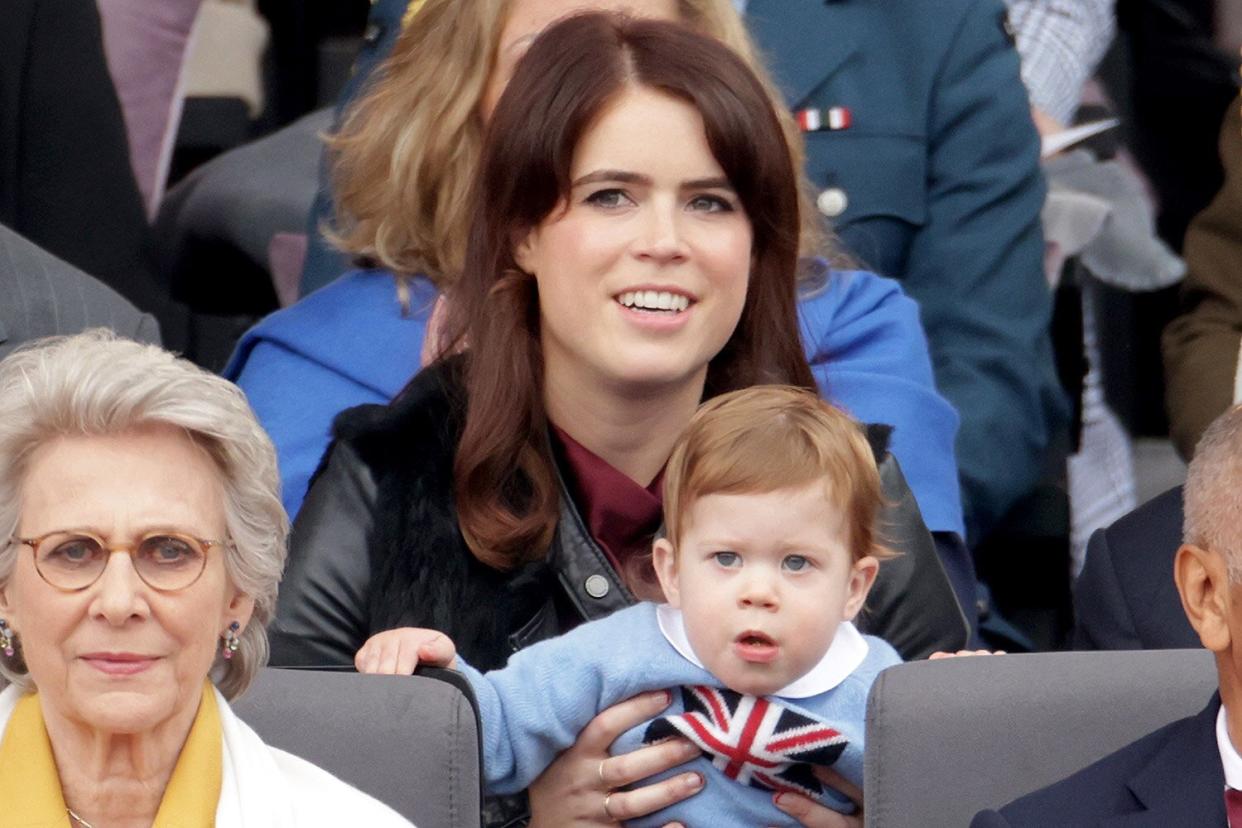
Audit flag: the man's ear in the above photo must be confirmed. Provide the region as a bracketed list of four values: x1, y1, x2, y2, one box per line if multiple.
[1176, 543, 1233, 653]
[652, 538, 681, 608]
[842, 556, 880, 621]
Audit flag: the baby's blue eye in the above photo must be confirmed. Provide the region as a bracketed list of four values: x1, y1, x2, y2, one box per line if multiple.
[783, 555, 810, 572]
[713, 551, 741, 568]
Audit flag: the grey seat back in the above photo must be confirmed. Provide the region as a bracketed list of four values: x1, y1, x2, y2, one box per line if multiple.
[864, 649, 1216, 828]
[233, 667, 482, 827]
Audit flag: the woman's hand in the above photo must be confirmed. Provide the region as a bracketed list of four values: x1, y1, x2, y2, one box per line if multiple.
[354, 627, 457, 673]
[928, 649, 1005, 659]
[772, 767, 862, 828]
[528, 690, 703, 826]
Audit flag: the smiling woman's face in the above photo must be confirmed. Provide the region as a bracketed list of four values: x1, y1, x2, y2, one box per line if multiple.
[479, 0, 681, 118]
[515, 85, 753, 396]
[0, 425, 253, 735]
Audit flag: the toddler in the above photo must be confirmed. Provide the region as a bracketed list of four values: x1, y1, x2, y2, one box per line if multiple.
[357, 386, 902, 825]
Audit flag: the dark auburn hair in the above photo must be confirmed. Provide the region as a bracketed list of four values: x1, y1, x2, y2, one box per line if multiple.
[443, 12, 816, 570]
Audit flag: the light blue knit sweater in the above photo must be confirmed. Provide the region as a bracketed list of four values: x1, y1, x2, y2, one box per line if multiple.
[456, 603, 901, 826]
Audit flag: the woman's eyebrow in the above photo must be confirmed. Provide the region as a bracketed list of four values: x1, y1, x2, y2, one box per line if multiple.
[571, 170, 650, 187]
[681, 177, 734, 191]
[571, 172, 735, 191]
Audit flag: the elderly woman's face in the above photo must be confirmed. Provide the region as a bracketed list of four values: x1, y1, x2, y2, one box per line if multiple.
[480, 0, 680, 118]
[0, 425, 253, 733]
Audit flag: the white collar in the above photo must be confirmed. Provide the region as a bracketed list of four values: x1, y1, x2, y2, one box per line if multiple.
[655, 604, 868, 699]
[1216, 704, 1242, 791]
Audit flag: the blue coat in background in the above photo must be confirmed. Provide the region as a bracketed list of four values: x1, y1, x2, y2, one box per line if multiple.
[746, 0, 1067, 540]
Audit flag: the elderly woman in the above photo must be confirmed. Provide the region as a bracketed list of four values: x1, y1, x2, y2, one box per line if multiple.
[0, 331, 411, 827]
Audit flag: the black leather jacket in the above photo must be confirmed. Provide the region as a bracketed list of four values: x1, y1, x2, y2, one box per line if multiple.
[270, 361, 969, 669]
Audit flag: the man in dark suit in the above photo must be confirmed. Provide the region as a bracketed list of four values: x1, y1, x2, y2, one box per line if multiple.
[974, 405, 1242, 826]
[0, 224, 160, 358]
[1073, 486, 1199, 649]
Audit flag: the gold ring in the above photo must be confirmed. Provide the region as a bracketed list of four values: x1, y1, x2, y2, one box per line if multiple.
[603, 792, 616, 821]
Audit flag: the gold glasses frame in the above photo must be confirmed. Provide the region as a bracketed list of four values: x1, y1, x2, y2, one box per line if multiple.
[9, 531, 234, 593]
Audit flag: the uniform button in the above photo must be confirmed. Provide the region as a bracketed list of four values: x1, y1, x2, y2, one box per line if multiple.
[817, 187, 849, 218]
[584, 574, 610, 599]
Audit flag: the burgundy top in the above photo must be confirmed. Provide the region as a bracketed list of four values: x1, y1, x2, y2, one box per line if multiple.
[551, 426, 665, 573]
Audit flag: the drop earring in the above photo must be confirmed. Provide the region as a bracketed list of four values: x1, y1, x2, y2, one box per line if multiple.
[0, 619, 13, 657]
[221, 621, 241, 660]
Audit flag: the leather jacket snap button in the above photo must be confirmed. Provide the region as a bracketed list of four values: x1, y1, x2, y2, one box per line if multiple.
[816, 187, 849, 218]
[584, 574, 610, 599]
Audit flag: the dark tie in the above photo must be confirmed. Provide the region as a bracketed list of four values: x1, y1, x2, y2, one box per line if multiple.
[1225, 787, 1242, 827]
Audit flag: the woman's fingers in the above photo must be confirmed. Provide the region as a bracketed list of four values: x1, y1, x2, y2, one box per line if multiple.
[928, 649, 1004, 659]
[813, 766, 862, 805]
[600, 738, 700, 788]
[578, 690, 672, 752]
[416, 633, 457, 668]
[771, 766, 864, 827]
[375, 637, 405, 674]
[599, 771, 704, 822]
[771, 791, 861, 828]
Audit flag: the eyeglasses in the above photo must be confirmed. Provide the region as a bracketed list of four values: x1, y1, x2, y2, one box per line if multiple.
[10, 531, 233, 592]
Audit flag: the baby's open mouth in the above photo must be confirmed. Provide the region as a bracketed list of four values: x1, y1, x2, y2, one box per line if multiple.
[616, 290, 691, 314]
[734, 631, 779, 663]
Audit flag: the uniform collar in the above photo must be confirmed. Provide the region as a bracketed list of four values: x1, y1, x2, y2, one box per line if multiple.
[656, 603, 868, 699]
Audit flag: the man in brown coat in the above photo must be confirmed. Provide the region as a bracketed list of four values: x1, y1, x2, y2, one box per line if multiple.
[1164, 93, 1242, 460]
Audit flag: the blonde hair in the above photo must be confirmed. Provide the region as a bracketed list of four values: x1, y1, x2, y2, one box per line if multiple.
[326, 0, 832, 293]
[663, 386, 890, 563]
[0, 331, 288, 699]
[1185, 405, 1242, 580]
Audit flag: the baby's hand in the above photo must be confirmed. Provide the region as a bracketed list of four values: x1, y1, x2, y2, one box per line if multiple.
[355, 627, 458, 674]
[928, 649, 1006, 659]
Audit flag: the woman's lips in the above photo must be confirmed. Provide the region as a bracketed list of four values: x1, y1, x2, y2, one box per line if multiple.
[614, 299, 696, 332]
[79, 653, 159, 676]
[733, 632, 779, 664]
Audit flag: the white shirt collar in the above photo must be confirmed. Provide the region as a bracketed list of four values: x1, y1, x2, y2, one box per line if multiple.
[1217, 704, 1242, 791]
[655, 604, 869, 699]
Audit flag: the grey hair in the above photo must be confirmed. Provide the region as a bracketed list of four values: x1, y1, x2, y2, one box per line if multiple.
[1184, 404, 1242, 581]
[0, 331, 288, 698]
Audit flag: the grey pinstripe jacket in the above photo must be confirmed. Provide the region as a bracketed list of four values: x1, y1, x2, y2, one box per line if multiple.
[0, 223, 159, 358]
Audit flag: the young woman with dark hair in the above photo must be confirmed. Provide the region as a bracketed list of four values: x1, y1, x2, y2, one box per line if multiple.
[273, 13, 963, 826]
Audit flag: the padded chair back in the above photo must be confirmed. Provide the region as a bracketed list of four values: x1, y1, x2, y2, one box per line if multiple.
[232, 667, 482, 828]
[864, 649, 1217, 828]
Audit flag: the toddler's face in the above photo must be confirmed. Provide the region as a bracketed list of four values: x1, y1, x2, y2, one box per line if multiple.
[653, 479, 877, 696]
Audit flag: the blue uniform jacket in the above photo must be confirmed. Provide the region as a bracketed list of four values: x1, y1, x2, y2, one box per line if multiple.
[746, 0, 1068, 539]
